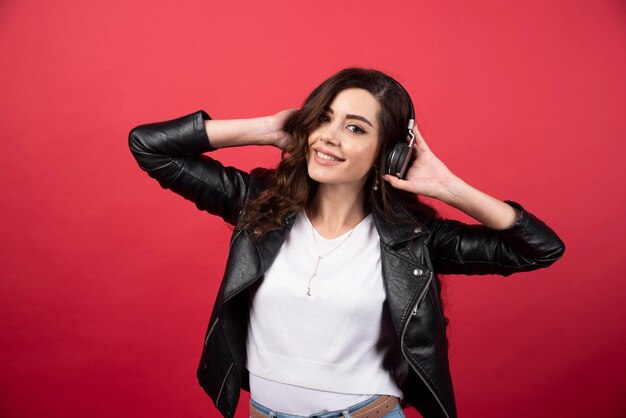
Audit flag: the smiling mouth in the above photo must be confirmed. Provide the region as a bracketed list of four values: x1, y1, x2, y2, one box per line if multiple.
[315, 150, 344, 162]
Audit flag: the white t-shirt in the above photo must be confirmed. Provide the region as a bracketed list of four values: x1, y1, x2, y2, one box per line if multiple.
[246, 209, 408, 415]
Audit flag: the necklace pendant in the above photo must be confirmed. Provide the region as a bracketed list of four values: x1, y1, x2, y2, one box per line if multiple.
[307, 272, 316, 296]
[306, 256, 321, 296]
[306, 213, 358, 297]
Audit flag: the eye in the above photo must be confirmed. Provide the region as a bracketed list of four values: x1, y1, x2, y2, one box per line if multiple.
[347, 124, 366, 134]
[318, 114, 330, 123]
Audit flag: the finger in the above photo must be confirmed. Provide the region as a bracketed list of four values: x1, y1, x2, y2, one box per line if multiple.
[409, 141, 425, 162]
[383, 174, 414, 193]
[413, 126, 430, 152]
[413, 123, 425, 140]
[415, 135, 430, 152]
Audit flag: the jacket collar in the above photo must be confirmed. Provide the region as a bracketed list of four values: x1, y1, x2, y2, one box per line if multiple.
[372, 201, 430, 246]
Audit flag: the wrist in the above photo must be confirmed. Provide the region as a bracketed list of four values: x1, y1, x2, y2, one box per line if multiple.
[240, 116, 268, 146]
[253, 115, 280, 146]
[439, 175, 469, 206]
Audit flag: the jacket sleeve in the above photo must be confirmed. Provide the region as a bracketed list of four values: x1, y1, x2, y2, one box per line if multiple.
[428, 200, 566, 276]
[128, 109, 249, 226]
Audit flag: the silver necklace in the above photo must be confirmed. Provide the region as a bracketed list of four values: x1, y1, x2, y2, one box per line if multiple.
[306, 210, 359, 296]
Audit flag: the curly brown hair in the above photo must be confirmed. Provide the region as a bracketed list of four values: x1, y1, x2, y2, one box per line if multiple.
[237, 67, 441, 237]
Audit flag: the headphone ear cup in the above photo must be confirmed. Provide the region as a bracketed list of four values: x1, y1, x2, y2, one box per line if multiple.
[385, 141, 411, 179]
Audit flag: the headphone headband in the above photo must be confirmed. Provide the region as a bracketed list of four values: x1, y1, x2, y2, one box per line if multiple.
[384, 76, 417, 179]
[386, 75, 415, 132]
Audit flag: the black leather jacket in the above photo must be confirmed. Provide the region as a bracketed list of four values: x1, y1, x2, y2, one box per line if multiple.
[128, 110, 565, 418]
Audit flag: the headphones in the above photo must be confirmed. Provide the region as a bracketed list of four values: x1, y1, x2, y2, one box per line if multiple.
[384, 78, 416, 180]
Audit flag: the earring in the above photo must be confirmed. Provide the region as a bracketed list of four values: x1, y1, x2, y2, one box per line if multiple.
[373, 166, 380, 191]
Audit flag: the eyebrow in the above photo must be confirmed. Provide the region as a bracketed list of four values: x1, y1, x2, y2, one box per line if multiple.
[323, 105, 374, 128]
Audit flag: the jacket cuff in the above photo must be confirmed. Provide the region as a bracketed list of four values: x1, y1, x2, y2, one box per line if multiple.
[498, 200, 565, 256]
[160, 109, 215, 153]
[193, 109, 216, 152]
[499, 200, 524, 230]
[188, 109, 216, 152]
[133, 109, 216, 154]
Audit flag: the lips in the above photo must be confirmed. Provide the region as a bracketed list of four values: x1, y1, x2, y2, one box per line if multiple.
[313, 147, 344, 162]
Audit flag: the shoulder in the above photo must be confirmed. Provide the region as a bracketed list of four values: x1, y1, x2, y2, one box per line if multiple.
[247, 167, 276, 198]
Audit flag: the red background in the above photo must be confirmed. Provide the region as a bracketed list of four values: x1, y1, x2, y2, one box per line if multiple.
[1, 1, 625, 417]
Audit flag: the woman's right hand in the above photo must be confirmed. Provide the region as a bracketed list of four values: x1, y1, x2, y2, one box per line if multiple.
[202, 108, 298, 150]
[269, 108, 298, 150]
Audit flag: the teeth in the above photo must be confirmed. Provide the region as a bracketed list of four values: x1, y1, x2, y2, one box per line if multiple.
[316, 150, 341, 161]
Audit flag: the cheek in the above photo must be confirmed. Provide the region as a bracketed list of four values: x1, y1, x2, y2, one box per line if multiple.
[354, 142, 380, 164]
[306, 135, 315, 152]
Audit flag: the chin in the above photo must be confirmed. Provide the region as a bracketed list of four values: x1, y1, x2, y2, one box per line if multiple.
[307, 168, 361, 187]
[307, 167, 334, 184]
[307, 167, 330, 184]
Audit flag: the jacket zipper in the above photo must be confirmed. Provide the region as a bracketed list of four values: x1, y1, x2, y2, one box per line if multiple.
[215, 361, 234, 408]
[202, 316, 233, 408]
[211, 223, 243, 408]
[401, 272, 451, 418]
[204, 317, 220, 346]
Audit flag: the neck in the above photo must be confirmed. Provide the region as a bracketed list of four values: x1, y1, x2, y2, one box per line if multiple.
[307, 182, 368, 239]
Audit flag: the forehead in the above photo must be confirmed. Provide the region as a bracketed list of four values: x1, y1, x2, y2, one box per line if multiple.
[327, 88, 380, 124]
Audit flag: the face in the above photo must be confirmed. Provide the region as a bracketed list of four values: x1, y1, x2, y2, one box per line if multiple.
[306, 88, 381, 190]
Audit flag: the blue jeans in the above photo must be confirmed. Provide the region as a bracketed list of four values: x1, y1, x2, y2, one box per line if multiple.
[249, 394, 406, 418]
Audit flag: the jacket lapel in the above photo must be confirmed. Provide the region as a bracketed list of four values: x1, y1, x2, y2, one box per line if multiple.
[221, 212, 297, 305]
[373, 204, 433, 338]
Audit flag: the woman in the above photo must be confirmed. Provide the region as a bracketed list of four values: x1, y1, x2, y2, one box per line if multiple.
[128, 68, 565, 418]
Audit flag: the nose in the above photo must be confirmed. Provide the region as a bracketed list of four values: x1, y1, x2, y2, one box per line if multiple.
[321, 135, 338, 146]
[319, 123, 340, 146]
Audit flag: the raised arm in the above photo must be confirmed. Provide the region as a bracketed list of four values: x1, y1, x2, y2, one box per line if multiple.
[202, 110, 295, 149]
[383, 119, 565, 276]
[128, 110, 288, 225]
[426, 200, 565, 276]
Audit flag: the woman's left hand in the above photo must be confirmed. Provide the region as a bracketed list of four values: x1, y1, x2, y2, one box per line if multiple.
[382, 125, 459, 202]
[383, 125, 524, 228]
